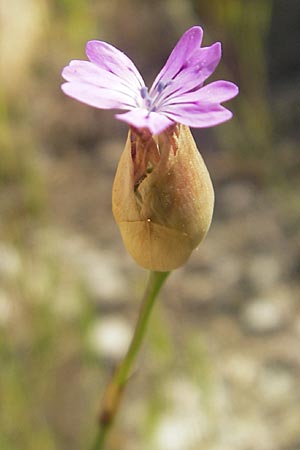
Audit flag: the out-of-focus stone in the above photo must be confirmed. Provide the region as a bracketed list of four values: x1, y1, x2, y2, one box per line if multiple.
[152, 376, 209, 450]
[153, 410, 207, 450]
[240, 294, 290, 334]
[87, 316, 132, 360]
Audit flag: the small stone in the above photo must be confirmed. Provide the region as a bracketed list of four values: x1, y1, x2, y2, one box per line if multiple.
[153, 410, 207, 450]
[152, 376, 210, 450]
[87, 316, 132, 360]
[240, 296, 288, 334]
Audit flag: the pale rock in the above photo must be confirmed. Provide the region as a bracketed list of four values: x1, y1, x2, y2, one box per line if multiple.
[240, 296, 288, 333]
[87, 316, 132, 360]
[153, 411, 206, 450]
[152, 376, 209, 450]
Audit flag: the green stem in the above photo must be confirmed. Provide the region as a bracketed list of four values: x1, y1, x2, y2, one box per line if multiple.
[90, 270, 170, 450]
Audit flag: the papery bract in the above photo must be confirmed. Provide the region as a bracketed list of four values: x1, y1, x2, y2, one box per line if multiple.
[112, 125, 214, 271]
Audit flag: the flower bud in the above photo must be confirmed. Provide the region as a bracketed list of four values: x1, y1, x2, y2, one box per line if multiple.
[112, 124, 214, 271]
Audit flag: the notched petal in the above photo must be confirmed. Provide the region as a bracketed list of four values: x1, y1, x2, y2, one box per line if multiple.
[154, 42, 223, 103]
[86, 40, 145, 89]
[151, 26, 203, 92]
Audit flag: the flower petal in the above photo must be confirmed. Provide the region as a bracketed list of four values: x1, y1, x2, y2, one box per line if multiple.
[86, 40, 145, 90]
[62, 60, 140, 99]
[179, 42, 222, 84]
[150, 26, 203, 93]
[116, 109, 174, 135]
[61, 81, 136, 110]
[153, 42, 222, 106]
[164, 81, 239, 106]
[162, 103, 233, 128]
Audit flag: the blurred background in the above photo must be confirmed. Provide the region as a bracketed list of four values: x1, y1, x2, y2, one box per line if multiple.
[0, 0, 300, 449]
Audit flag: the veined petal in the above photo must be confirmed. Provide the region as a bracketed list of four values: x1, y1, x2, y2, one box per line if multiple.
[153, 42, 222, 105]
[150, 26, 203, 93]
[116, 109, 174, 135]
[86, 40, 145, 90]
[62, 60, 140, 99]
[61, 82, 136, 110]
[163, 81, 239, 106]
[162, 103, 233, 128]
[180, 42, 222, 83]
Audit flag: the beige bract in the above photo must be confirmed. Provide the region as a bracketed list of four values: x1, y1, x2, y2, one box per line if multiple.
[112, 125, 214, 271]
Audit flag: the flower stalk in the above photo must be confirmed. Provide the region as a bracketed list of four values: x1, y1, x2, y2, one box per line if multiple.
[91, 270, 170, 450]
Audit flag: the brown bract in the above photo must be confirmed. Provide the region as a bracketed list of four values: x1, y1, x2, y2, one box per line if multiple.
[112, 124, 214, 271]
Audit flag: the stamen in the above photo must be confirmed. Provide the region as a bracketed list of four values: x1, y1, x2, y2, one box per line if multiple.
[157, 81, 166, 93]
[157, 80, 173, 94]
[140, 86, 149, 99]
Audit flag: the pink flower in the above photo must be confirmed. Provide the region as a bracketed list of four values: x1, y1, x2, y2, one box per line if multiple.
[61, 26, 238, 135]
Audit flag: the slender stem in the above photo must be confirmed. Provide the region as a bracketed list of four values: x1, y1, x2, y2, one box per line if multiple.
[90, 270, 170, 450]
